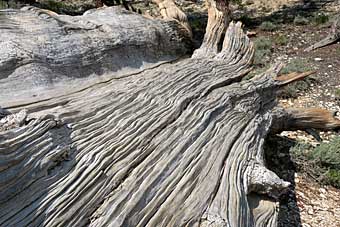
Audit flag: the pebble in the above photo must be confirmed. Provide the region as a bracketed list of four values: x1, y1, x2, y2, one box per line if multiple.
[320, 194, 327, 199]
[307, 208, 314, 215]
[314, 57, 323, 61]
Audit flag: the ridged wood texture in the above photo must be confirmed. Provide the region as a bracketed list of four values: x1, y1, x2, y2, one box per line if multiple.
[0, 6, 290, 227]
[0, 6, 191, 107]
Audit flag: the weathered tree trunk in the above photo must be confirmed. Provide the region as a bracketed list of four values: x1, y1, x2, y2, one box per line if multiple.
[152, 0, 192, 35]
[305, 14, 340, 51]
[1, 2, 340, 227]
[0, 5, 191, 107]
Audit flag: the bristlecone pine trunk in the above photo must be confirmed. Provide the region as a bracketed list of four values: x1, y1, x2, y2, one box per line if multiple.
[1, 1, 340, 227]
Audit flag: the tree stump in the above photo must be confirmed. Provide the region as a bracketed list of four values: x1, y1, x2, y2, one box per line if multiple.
[1, 2, 340, 227]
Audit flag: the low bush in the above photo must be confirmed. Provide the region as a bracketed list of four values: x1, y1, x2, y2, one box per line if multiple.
[290, 137, 340, 188]
[335, 88, 340, 97]
[253, 37, 273, 66]
[278, 59, 315, 98]
[309, 137, 340, 169]
[274, 35, 288, 46]
[293, 15, 309, 25]
[312, 13, 329, 25]
[259, 21, 277, 31]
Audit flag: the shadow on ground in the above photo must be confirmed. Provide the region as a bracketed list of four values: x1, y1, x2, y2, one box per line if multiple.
[236, 0, 336, 27]
[264, 135, 302, 227]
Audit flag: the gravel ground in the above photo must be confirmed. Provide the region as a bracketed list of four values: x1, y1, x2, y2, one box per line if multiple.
[247, 9, 340, 227]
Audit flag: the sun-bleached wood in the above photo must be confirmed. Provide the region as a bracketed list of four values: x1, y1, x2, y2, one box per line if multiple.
[305, 14, 340, 51]
[0, 3, 338, 227]
[152, 0, 192, 36]
[0, 6, 191, 108]
[193, 0, 230, 58]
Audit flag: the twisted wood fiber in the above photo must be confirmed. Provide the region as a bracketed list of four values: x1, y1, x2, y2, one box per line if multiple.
[0, 7, 289, 227]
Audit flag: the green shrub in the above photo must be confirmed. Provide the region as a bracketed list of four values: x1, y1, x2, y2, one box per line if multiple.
[290, 142, 311, 157]
[312, 13, 329, 25]
[40, 0, 72, 13]
[254, 50, 271, 67]
[290, 137, 340, 188]
[335, 88, 340, 97]
[325, 169, 340, 188]
[253, 37, 273, 66]
[0, 0, 22, 9]
[309, 137, 340, 168]
[278, 59, 315, 98]
[279, 81, 311, 99]
[259, 21, 277, 31]
[0, 1, 6, 9]
[280, 58, 312, 74]
[309, 137, 340, 188]
[274, 35, 288, 46]
[293, 15, 309, 25]
[254, 37, 273, 50]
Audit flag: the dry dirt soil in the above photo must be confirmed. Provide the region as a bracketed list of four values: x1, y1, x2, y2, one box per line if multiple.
[257, 21, 340, 227]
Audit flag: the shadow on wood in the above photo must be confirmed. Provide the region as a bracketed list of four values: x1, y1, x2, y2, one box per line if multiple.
[0, 1, 339, 227]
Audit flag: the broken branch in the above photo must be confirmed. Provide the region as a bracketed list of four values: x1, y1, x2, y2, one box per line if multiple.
[271, 107, 340, 134]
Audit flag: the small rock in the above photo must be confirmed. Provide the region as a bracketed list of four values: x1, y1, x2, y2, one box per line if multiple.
[307, 208, 314, 215]
[319, 188, 327, 194]
[314, 58, 323, 61]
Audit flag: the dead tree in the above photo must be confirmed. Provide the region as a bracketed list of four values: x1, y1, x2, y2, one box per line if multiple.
[305, 14, 340, 51]
[1, 1, 340, 226]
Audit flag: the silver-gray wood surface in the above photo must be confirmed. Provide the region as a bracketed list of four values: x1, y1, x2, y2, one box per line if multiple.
[0, 6, 290, 227]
